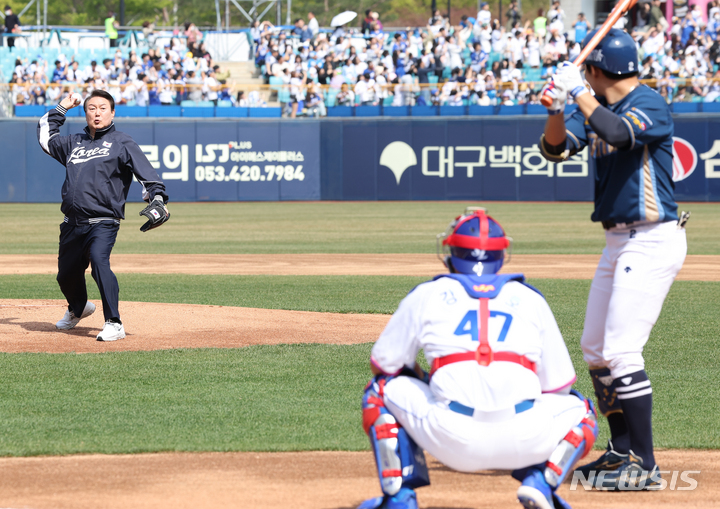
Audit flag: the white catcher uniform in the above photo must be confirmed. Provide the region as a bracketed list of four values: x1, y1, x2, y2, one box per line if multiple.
[371, 274, 587, 472]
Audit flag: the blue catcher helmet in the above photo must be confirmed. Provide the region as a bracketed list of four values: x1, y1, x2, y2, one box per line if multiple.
[582, 28, 639, 76]
[437, 207, 512, 275]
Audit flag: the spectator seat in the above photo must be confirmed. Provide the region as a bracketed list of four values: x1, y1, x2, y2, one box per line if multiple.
[355, 105, 382, 116]
[14, 105, 46, 117]
[672, 103, 700, 113]
[383, 106, 409, 116]
[468, 105, 495, 116]
[249, 107, 282, 117]
[181, 106, 215, 117]
[440, 105, 466, 116]
[411, 105, 438, 116]
[148, 105, 181, 117]
[499, 104, 524, 115]
[327, 106, 353, 116]
[114, 105, 148, 117]
[216, 107, 249, 117]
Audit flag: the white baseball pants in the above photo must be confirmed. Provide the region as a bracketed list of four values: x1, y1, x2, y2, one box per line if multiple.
[580, 220, 687, 379]
[382, 376, 587, 472]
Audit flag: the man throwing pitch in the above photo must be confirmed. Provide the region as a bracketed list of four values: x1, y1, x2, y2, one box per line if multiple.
[37, 90, 170, 341]
[540, 28, 688, 490]
[360, 208, 598, 509]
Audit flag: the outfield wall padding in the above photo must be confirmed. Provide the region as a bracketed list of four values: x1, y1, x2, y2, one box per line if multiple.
[1, 117, 718, 202]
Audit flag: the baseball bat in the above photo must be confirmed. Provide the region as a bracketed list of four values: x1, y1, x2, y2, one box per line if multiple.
[540, 0, 638, 108]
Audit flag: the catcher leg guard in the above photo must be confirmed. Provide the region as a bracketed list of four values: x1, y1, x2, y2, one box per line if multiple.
[362, 376, 430, 497]
[544, 389, 599, 488]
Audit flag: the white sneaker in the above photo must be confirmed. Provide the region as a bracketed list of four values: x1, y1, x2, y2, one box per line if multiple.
[97, 321, 126, 342]
[56, 302, 96, 330]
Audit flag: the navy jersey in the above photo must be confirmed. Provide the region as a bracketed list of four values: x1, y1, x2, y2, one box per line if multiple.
[38, 105, 168, 223]
[546, 85, 678, 224]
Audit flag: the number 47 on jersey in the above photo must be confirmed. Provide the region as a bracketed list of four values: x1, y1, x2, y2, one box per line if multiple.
[454, 310, 513, 342]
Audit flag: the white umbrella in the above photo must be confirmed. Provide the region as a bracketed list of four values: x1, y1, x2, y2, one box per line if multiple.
[331, 11, 357, 27]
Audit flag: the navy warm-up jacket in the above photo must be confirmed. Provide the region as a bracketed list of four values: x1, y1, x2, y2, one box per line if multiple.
[37, 104, 168, 224]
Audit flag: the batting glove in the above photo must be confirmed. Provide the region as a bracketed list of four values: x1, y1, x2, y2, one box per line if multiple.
[556, 62, 589, 100]
[540, 78, 567, 115]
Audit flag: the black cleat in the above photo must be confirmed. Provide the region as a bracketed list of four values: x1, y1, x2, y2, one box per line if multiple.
[594, 452, 663, 491]
[573, 441, 628, 479]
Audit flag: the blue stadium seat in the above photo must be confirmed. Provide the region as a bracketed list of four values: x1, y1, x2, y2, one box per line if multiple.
[14, 105, 46, 117]
[672, 102, 700, 113]
[325, 88, 339, 107]
[383, 106, 409, 116]
[216, 107, 249, 117]
[428, 75, 439, 84]
[148, 105, 181, 117]
[499, 104, 524, 115]
[249, 107, 281, 117]
[181, 106, 215, 117]
[217, 100, 233, 107]
[411, 105, 438, 116]
[702, 102, 720, 113]
[526, 104, 547, 115]
[114, 106, 148, 117]
[468, 105, 494, 116]
[327, 106, 353, 117]
[440, 105, 466, 116]
[355, 105, 381, 117]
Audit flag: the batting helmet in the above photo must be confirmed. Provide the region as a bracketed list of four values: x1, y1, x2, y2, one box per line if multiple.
[437, 207, 511, 275]
[582, 28, 638, 76]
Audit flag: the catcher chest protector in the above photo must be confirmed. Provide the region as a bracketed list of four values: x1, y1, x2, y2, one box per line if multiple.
[362, 376, 430, 497]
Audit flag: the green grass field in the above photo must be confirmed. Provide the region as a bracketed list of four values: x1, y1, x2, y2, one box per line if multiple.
[1, 202, 719, 456]
[2, 201, 719, 254]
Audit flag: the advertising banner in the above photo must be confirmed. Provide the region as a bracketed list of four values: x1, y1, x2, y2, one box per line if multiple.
[320, 118, 720, 202]
[0, 119, 321, 203]
[1, 117, 718, 203]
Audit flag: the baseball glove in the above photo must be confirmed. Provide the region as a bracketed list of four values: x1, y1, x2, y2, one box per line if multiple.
[139, 195, 170, 232]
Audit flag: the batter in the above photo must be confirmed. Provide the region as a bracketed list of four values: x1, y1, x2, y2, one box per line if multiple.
[541, 28, 688, 490]
[359, 208, 598, 509]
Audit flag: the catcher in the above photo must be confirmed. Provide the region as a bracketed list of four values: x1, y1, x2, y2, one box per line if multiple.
[37, 90, 170, 342]
[359, 208, 598, 509]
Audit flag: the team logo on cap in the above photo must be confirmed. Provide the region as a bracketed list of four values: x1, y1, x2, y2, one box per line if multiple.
[672, 137, 697, 182]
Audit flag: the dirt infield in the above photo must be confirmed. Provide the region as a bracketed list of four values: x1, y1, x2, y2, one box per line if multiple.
[0, 449, 717, 509]
[1, 254, 719, 508]
[0, 299, 388, 353]
[2, 253, 720, 280]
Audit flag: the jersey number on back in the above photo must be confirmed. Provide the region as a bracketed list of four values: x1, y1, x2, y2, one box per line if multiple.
[453, 310, 513, 342]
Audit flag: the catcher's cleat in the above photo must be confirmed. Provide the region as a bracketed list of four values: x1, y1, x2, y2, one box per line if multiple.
[357, 487, 418, 509]
[516, 468, 571, 509]
[573, 440, 627, 479]
[56, 301, 96, 330]
[594, 452, 663, 491]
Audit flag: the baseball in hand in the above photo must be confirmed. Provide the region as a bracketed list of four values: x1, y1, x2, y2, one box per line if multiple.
[70, 93, 83, 107]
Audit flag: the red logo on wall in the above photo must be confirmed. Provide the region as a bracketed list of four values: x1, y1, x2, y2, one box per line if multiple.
[672, 137, 697, 182]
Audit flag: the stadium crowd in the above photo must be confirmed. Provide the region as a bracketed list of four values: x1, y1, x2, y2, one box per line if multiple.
[5, 0, 720, 113]
[253, 0, 720, 113]
[5, 22, 242, 108]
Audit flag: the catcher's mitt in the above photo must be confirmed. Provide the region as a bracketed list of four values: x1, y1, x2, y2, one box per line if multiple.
[139, 196, 170, 232]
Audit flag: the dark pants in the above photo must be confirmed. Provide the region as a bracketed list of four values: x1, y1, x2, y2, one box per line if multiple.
[57, 221, 120, 322]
